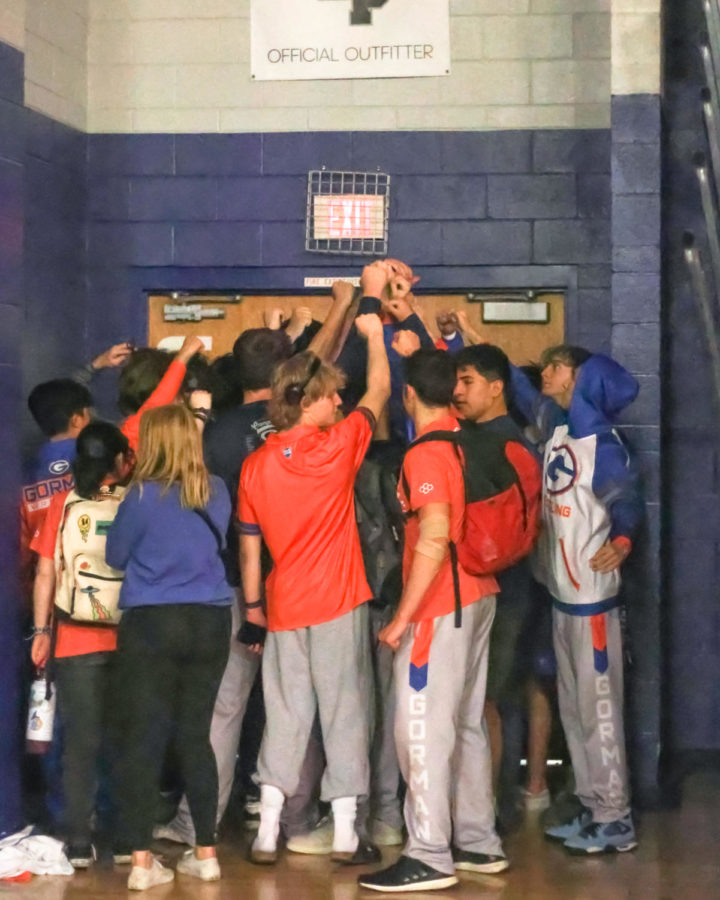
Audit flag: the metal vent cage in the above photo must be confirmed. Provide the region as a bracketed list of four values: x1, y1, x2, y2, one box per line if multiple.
[306, 169, 390, 256]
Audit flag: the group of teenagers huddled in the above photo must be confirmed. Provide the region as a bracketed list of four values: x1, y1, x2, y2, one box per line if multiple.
[20, 258, 643, 893]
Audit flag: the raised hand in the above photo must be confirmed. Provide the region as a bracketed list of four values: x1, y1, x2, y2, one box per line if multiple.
[392, 330, 421, 358]
[332, 280, 356, 306]
[92, 342, 133, 370]
[263, 307, 285, 330]
[355, 313, 384, 341]
[286, 306, 313, 342]
[361, 260, 392, 299]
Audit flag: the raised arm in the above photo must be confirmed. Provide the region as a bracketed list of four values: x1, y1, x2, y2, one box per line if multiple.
[355, 312, 391, 422]
[73, 341, 133, 386]
[509, 363, 566, 443]
[309, 280, 357, 361]
[455, 309, 486, 348]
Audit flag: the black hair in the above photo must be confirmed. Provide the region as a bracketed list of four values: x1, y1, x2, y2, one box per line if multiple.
[27, 379, 92, 438]
[117, 348, 174, 416]
[208, 354, 244, 412]
[73, 421, 129, 499]
[455, 344, 511, 401]
[183, 353, 212, 394]
[540, 344, 592, 371]
[233, 328, 293, 391]
[403, 349, 457, 408]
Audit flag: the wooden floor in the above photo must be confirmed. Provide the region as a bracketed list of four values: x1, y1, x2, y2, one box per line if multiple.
[13, 772, 720, 899]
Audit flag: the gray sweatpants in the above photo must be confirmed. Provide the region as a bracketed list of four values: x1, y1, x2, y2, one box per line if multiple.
[258, 603, 371, 802]
[394, 597, 502, 875]
[367, 604, 403, 830]
[168, 594, 260, 842]
[553, 606, 630, 822]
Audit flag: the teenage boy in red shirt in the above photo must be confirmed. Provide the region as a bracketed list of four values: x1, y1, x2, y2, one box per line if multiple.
[238, 261, 393, 866]
[359, 349, 506, 894]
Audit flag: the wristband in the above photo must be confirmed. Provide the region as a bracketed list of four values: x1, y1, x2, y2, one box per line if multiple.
[244, 600, 264, 610]
[31, 625, 52, 638]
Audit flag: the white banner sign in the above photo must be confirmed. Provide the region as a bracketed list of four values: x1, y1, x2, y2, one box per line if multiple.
[251, 0, 450, 81]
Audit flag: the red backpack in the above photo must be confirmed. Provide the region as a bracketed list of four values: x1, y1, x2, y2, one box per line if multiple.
[402, 420, 541, 625]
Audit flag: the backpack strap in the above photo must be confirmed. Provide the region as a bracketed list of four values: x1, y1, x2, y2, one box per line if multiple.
[401, 431, 464, 512]
[401, 429, 465, 628]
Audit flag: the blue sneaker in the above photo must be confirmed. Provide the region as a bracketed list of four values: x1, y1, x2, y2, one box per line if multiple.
[563, 815, 637, 854]
[544, 807, 592, 842]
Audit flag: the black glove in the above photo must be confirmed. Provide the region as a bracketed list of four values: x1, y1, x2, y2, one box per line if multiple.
[237, 621, 267, 646]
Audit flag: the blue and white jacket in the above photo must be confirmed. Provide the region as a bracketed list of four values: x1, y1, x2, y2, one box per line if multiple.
[510, 355, 643, 615]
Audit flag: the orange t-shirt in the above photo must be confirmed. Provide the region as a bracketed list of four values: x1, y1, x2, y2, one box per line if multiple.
[238, 409, 374, 632]
[399, 414, 497, 623]
[31, 491, 118, 658]
[121, 358, 187, 452]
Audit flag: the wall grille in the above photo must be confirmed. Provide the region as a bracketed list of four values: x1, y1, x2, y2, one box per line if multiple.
[306, 169, 390, 255]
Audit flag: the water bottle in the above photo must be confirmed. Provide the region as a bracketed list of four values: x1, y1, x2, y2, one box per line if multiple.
[26, 672, 56, 755]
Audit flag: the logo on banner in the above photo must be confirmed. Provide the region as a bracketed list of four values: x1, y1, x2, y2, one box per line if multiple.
[321, 0, 389, 26]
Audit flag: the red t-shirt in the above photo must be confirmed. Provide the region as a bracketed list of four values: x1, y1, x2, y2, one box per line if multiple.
[31, 491, 118, 658]
[121, 358, 187, 452]
[399, 414, 497, 623]
[238, 409, 374, 632]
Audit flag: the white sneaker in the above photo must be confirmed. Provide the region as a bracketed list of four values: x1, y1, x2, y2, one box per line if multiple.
[127, 857, 175, 891]
[153, 823, 191, 845]
[286, 819, 334, 855]
[369, 818, 404, 847]
[176, 849, 221, 881]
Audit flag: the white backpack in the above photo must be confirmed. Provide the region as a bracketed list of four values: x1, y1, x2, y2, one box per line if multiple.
[54, 486, 126, 625]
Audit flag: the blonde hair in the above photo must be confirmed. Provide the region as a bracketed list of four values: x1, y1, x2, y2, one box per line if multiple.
[268, 351, 346, 431]
[132, 404, 210, 508]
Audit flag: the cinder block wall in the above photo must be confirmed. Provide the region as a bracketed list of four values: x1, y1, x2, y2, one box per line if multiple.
[0, 0, 682, 810]
[84, 0, 610, 133]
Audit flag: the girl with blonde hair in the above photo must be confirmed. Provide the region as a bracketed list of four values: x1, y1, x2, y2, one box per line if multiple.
[106, 404, 233, 891]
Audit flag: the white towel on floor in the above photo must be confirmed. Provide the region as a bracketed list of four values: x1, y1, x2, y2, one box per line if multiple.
[0, 827, 73, 878]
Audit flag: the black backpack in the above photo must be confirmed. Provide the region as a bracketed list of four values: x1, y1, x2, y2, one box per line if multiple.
[355, 456, 404, 608]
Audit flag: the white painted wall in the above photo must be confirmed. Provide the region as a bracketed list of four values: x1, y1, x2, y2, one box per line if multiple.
[3, 0, 658, 134]
[25, 0, 88, 129]
[611, 0, 661, 95]
[85, 0, 612, 133]
[0, 0, 25, 51]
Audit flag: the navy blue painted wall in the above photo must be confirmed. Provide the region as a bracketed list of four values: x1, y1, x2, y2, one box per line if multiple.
[663, 0, 720, 755]
[611, 93, 663, 802]
[84, 129, 612, 356]
[0, 38, 25, 836]
[24, 109, 87, 399]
